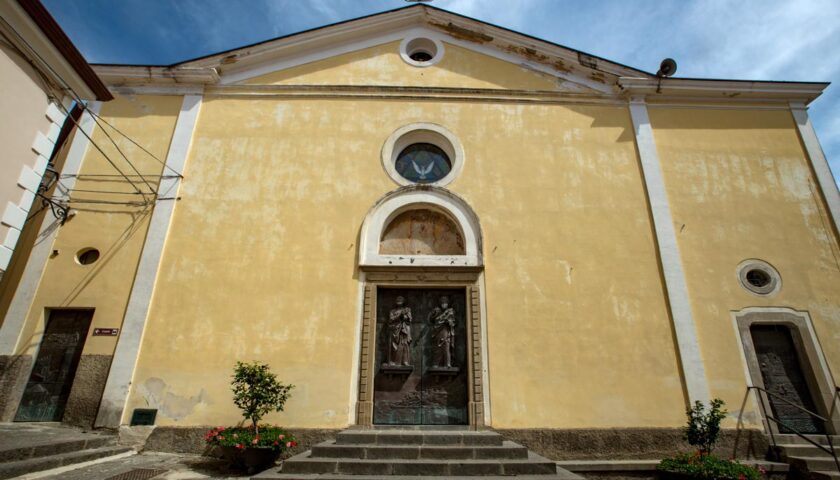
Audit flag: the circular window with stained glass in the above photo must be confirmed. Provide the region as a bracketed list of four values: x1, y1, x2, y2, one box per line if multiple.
[394, 143, 452, 184]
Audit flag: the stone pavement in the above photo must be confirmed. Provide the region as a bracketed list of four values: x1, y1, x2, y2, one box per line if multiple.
[0, 423, 113, 453]
[13, 452, 251, 480]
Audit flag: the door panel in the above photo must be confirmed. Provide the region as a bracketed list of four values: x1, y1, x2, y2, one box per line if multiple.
[15, 310, 93, 422]
[750, 324, 824, 434]
[373, 288, 468, 425]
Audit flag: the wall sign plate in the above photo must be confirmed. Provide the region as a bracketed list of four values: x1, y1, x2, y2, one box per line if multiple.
[93, 328, 119, 336]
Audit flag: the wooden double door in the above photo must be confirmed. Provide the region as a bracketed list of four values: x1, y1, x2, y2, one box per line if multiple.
[373, 288, 468, 425]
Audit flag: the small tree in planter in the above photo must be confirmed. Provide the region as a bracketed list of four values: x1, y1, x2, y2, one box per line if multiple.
[205, 361, 297, 474]
[231, 360, 294, 437]
[685, 398, 727, 456]
[657, 399, 764, 480]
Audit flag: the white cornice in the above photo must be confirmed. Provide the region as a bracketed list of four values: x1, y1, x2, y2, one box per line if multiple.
[93, 65, 219, 85]
[619, 77, 828, 104]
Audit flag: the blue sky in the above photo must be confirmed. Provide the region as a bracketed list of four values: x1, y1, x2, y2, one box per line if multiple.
[44, 0, 839, 185]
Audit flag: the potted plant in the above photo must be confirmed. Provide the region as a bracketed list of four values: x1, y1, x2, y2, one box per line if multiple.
[205, 361, 297, 474]
[657, 399, 765, 480]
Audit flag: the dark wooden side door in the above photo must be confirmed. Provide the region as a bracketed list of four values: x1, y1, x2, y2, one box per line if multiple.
[15, 310, 93, 422]
[374, 288, 468, 425]
[750, 324, 825, 434]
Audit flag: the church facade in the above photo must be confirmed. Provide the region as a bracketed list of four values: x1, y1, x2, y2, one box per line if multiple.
[0, 5, 838, 457]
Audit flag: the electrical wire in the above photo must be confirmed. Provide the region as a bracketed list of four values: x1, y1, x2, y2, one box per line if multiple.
[85, 112, 158, 196]
[61, 107, 150, 198]
[88, 111, 183, 178]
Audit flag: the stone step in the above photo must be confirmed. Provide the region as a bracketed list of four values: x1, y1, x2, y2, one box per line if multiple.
[254, 475, 583, 480]
[773, 435, 840, 446]
[311, 440, 528, 460]
[335, 429, 503, 446]
[279, 450, 558, 476]
[786, 456, 840, 472]
[812, 471, 840, 480]
[777, 443, 840, 459]
[0, 433, 114, 463]
[0, 445, 134, 479]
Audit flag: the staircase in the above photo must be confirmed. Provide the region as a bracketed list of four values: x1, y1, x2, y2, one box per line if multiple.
[773, 434, 840, 480]
[255, 429, 583, 479]
[0, 424, 133, 479]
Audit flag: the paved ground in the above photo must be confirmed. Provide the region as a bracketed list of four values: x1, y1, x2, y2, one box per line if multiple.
[0, 422, 113, 451]
[16, 452, 252, 479]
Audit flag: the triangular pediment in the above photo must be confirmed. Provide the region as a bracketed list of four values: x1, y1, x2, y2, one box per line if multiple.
[175, 6, 651, 94]
[94, 5, 663, 94]
[234, 31, 600, 93]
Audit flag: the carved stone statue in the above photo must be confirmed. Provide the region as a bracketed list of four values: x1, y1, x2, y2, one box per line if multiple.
[429, 296, 456, 368]
[386, 296, 412, 366]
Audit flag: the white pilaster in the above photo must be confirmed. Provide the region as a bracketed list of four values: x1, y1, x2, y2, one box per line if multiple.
[628, 97, 710, 404]
[790, 102, 840, 236]
[0, 102, 101, 355]
[95, 94, 202, 428]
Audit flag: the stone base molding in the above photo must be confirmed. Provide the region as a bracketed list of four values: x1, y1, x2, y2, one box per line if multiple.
[495, 428, 769, 461]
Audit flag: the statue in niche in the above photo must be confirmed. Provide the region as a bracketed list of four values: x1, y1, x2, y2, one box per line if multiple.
[429, 296, 456, 368]
[385, 296, 413, 366]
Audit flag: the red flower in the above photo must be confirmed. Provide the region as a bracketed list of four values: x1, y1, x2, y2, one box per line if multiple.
[236, 443, 245, 450]
[252, 438, 259, 445]
[273, 441, 279, 446]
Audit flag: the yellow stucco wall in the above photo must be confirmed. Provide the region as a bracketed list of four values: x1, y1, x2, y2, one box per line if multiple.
[13, 42, 838, 433]
[124, 95, 685, 429]
[245, 41, 561, 91]
[13, 95, 181, 358]
[650, 108, 840, 411]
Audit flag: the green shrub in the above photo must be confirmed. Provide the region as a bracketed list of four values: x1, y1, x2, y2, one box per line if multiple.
[657, 452, 762, 480]
[204, 424, 297, 451]
[685, 398, 726, 455]
[657, 399, 763, 480]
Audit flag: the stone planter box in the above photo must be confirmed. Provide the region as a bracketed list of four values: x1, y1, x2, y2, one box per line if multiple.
[219, 445, 280, 474]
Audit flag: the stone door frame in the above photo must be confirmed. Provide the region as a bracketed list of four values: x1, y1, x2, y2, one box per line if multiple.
[733, 307, 840, 435]
[355, 267, 486, 429]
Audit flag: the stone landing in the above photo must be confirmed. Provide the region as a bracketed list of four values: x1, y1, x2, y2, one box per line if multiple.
[254, 429, 583, 479]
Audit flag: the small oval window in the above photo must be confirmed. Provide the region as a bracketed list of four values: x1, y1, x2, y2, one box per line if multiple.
[737, 259, 780, 296]
[745, 269, 771, 288]
[76, 248, 100, 265]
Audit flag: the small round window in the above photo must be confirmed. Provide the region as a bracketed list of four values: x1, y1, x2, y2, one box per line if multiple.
[399, 37, 444, 67]
[76, 248, 100, 265]
[737, 259, 781, 296]
[395, 143, 452, 184]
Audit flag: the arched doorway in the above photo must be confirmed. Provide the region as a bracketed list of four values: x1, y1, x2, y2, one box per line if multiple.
[354, 186, 487, 428]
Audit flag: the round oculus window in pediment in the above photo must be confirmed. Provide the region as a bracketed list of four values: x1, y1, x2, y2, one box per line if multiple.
[395, 143, 452, 184]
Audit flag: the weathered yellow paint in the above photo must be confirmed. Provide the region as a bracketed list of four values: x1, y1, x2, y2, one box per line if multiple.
[12, 41, 838, 434]
[13, 95, 181, 358]
[244, 41, 562, 91]
[650, 108, 840, 414]
[125, 96, 685, 428]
